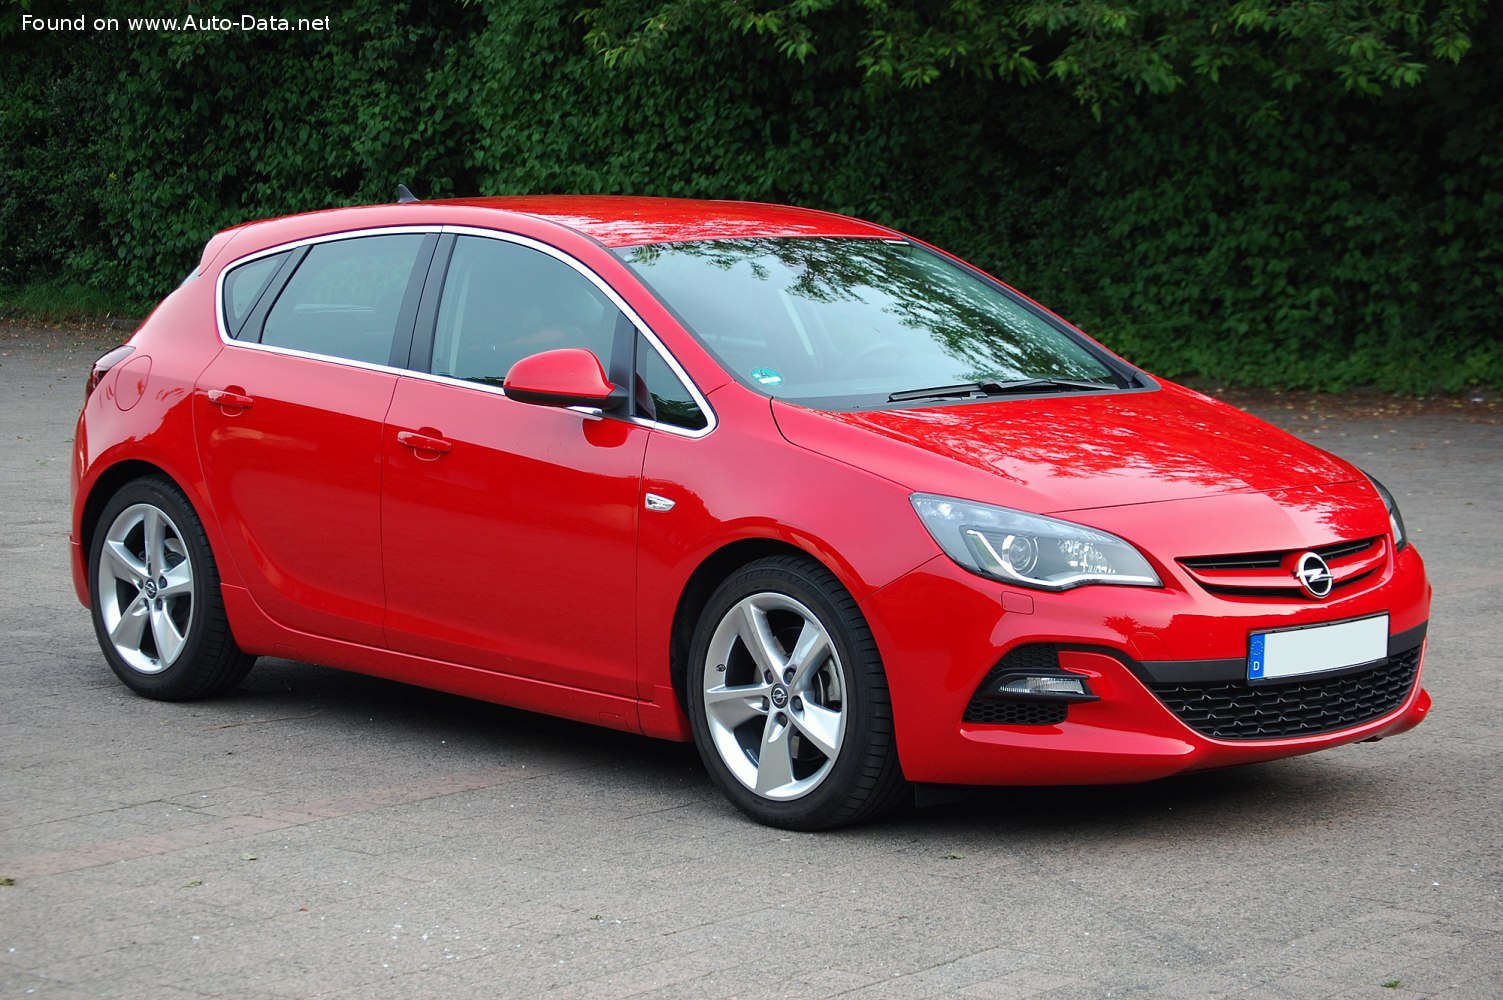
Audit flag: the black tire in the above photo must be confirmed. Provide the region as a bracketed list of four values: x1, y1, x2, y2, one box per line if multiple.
[87, 476, 254, 700]
[686, 555, 907, 830]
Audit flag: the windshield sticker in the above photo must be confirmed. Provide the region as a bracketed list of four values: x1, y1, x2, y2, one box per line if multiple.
[750, 367, 784, 387]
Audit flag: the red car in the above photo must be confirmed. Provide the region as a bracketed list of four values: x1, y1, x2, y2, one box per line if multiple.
[71, 196, 1430, 829]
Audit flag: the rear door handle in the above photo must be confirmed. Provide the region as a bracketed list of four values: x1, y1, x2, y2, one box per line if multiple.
[206, 389, 254, 411]
[396, 430, 453, 455]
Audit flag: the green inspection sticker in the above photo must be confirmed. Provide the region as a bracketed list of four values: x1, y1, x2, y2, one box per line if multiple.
[750, 367, 784, 386]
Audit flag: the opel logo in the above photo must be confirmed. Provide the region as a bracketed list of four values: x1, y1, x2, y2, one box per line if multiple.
[1294, 551, 1334, 599]
[770, 685, 789, 709]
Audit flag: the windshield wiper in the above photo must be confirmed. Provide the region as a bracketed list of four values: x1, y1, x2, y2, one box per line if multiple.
[887, 378, 1119, 403]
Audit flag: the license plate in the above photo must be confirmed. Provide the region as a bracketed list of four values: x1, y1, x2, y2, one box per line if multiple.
[1248, 614, 1389, 682]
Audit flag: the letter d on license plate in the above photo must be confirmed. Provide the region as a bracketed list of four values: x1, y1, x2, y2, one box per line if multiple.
[1248, 614, 1389, 682]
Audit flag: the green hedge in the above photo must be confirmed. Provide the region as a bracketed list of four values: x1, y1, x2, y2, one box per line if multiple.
[2, 0, 1498, 392]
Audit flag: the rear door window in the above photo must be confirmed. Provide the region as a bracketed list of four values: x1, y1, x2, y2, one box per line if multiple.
[261, 235, 427, 365]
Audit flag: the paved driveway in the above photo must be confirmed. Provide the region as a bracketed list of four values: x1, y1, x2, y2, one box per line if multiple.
[2, 325, 1499, 999]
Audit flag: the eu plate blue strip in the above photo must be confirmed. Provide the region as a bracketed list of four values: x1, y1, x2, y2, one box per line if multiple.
[1248, 633, 1266, 680]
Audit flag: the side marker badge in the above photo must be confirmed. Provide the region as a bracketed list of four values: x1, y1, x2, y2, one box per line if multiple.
[645, 493, 676, 512]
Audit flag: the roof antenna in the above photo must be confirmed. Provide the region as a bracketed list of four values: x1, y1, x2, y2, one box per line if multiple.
[396, 183, 420, 204]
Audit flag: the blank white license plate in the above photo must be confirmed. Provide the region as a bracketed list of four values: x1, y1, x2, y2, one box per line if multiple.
[1248, 614, 1389, 682]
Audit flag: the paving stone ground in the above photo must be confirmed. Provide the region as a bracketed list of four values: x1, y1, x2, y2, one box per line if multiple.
[2, 325, 1500, 999]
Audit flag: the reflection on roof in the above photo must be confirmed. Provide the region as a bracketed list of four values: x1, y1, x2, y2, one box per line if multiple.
[437, 195, 898, 247]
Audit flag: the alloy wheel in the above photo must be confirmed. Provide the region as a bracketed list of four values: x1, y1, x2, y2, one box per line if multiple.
[96, 502, 195, 674]
[701, 592, 848, 800]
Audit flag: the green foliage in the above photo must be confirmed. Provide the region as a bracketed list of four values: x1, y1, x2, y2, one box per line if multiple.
[95, 0, 484, 297]
[1004, 20, 1503, 394]
[1, 0, 1498, 391]
[0, 277, 150, 323]
[3, 0, 483, 298]
[578, 0, 1486, 113]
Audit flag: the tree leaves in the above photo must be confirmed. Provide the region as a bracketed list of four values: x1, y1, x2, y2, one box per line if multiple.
[1, 0, 1498, 392]
[576, 0, 1485, 114]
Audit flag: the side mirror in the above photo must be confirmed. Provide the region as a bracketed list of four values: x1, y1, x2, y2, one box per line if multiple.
[502, 348, 626, 411]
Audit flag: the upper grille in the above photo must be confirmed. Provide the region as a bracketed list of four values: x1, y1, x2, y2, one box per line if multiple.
[1148, 644, 1420, 740]
[1178, 536, 1387, 598]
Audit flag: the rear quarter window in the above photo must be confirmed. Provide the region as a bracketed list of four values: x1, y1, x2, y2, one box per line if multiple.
[221, 251, 288, 338]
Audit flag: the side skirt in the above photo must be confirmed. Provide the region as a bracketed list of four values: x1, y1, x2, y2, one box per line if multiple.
[221, 584, 665, 737]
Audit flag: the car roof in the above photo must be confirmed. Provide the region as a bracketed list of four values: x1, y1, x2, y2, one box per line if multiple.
[197, 196, 905, 278]
[439, 196, 900, 246]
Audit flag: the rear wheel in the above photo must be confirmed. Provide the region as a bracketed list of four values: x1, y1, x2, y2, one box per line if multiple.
[88, 477, 254, 700]
[687, 555, 906, 830]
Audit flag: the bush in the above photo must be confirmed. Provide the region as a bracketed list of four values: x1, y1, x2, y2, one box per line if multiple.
[1, 0, 1498, 392]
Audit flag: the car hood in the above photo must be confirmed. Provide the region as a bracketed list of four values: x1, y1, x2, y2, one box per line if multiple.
[770, 383, 1361, 514]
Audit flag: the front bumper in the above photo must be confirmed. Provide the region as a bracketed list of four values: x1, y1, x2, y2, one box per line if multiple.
[863, 544, 1432, 786]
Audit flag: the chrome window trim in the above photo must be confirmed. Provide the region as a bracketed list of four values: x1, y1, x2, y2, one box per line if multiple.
[213, 225, 439, 349]
[209, 339, 416, 379]
[212, 224, 717, 440]
[624, 339, 717, 439]
[386, 368, 606, 421]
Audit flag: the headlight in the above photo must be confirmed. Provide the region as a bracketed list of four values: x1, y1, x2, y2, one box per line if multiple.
[910, 494, 1162, 591]
[1363, 472, 1408, 551]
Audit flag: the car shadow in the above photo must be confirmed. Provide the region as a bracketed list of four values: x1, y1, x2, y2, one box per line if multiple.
[227, 655, 705, 770]
[223, 657, 1386, 839]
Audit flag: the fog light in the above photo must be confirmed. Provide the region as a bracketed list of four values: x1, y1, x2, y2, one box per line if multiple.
[994, 673, 1096, 701]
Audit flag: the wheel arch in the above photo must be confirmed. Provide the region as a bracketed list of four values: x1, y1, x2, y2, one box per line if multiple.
[671, 539, 910, 828]
[80, 460, 177, 561]
[82, 464, 257, 699]
[666, 538, 843, 721]
[78, 459, 239, 595]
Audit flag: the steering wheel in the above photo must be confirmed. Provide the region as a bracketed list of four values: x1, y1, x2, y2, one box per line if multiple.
[834, 340, 906, 378]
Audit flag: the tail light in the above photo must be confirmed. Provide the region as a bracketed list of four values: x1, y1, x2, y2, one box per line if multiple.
[85, 345, 135, 402]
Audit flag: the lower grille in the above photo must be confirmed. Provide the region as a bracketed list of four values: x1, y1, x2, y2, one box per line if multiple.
[963, 700, 1068, 726]
[962, 644, 1071, 727]
[1148, 645, 1421, 740]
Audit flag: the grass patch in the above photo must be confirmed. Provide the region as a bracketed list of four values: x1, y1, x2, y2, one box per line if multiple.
[0, 278, 150, 326]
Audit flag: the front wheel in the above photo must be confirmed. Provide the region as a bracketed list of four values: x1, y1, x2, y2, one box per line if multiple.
[687, 555, 906, 830]
[88, 476, 254, 700]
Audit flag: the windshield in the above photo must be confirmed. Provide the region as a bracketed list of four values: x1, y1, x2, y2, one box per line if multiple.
[615, 237, 1128, 409]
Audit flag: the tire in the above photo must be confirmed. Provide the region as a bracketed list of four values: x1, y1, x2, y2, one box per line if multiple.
[687, 555, 907, 830]
[87, 476, 255, 700]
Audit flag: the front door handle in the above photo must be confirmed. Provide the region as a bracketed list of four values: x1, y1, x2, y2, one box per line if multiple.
[396, 430, 453, 456]
[206, 388, 254, 412]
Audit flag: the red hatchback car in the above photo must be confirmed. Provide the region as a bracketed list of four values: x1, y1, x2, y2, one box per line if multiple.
[71, 196, 1431, 829]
